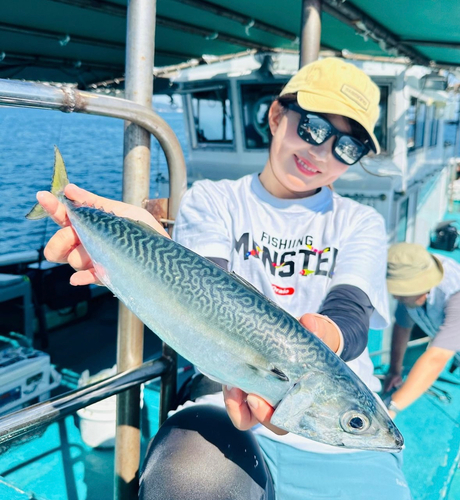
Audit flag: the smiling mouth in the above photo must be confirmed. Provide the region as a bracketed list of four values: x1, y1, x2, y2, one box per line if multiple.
[294, 155, 321, 175]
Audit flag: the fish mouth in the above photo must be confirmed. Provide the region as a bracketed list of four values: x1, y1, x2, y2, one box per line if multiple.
[336, 441, 404, 452]
[365, 444, 404, 452]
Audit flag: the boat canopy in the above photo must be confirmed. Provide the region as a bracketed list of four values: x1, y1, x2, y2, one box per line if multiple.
[1, 0, 460, 88]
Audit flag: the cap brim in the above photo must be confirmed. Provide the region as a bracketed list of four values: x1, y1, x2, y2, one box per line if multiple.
[296, 92, 380, 155]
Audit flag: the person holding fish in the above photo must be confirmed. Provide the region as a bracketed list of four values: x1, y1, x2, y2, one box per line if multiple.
[34, 58, 410, 499]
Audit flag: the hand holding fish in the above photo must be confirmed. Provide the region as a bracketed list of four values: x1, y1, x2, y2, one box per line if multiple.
[36, 184, 169, 286]
[223, 313, 343, 434]
[28, 147, 403, 451]
[38, 179, 345, 438]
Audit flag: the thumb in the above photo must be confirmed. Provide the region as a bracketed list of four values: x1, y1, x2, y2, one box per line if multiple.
[299, 313, 343, 354]
[299, 313, 323, 339]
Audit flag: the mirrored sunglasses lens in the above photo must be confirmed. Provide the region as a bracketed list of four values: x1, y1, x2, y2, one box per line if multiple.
[335, 136, 366, 165]
[299, 115, 332, 144]
[308, 116, 332, 144]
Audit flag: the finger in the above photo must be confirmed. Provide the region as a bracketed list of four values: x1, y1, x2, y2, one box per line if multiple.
[299, 313, 341, 353]
[65, 184, 112, 208]
[65, 184, 138, 219]
[37, 191, 71, 228]
[67, 244, 94, 272]
[299, 314, 324, 340]
[44, 227, 81, 263]
[66, 184, 169, 236]
[246, 395, 288, 435]
[223, 386, 258, 430]
[70, 269, 101, 286]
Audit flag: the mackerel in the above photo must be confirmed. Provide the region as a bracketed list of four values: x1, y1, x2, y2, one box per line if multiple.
[27, 146, 404, 451]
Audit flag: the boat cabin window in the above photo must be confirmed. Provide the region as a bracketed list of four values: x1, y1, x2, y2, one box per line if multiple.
[444, 102, 459, 148]
[428, 105, 439, 147]
[374, 86, 389, 152]
[190, 84, 233, 148]
[240, 83, 284, 149]
[407, 97, 427, 151]
[396, 198, 409, 242]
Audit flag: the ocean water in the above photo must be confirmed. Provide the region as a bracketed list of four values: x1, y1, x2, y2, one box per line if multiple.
[0, 104, 187, 255]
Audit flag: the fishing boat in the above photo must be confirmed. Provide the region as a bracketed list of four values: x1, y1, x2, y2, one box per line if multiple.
[1, 1, 460, 499]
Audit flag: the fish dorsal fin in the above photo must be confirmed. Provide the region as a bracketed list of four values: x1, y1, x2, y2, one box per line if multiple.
[229, 271, 283, 310]
[128, 218, 163, 236]
[230, 271, 264, 295]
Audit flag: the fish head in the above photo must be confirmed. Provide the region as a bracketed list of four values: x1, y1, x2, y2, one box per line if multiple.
[270, 369, 404, 452]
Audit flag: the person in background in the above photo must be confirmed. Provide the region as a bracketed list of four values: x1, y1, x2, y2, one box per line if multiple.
[384, 242, 460, 419]
[35, 58, 410, 499]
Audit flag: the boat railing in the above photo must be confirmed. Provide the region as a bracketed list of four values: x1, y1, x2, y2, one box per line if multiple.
[0, 79, 187, 219]
[0, 357, 172, 451]
[0, 76, 187, 500]
[369, 336, 431, 358]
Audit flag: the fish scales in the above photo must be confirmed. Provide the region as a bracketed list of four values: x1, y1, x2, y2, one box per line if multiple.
[26, 146, 404, 451]
[73, 206, 326, 375]
[72, 206, 369, 410]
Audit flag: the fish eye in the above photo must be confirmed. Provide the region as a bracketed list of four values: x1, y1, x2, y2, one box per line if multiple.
[340, 411, 371, 434]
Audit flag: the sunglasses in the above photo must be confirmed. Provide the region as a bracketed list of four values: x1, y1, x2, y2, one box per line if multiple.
[286, 103, 370, 165]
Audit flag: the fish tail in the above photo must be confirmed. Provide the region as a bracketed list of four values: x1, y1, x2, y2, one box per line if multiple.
[26, 146, 69, 220]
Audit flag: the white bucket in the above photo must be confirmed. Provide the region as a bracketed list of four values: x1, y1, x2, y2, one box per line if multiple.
[77, 366, 117, 449]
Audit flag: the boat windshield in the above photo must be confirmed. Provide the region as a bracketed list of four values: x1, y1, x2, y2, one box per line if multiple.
[190, 84, 233, 147]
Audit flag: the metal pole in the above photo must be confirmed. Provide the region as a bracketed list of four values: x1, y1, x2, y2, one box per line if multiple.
[116, 0, 156, 498]
[300, 0, 322, 67]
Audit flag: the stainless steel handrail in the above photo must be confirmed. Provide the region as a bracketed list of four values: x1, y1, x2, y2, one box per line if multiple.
[0, 357, 171, 450]
[0, 76, 187, 499]
[369, 336, 431, 358]
[0, 79, 187, 216]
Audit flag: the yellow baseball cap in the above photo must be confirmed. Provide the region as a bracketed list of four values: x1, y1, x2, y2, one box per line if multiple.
[386, 243, 444, 296]
[280, 57, 381, 154]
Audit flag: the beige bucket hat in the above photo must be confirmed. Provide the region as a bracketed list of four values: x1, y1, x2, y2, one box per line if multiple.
[386, 243, 444, 296]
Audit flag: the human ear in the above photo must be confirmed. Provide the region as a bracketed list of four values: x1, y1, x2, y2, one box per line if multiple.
[268, 101, 285, 136]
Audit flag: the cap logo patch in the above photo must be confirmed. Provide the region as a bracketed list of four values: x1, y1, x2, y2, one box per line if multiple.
[341, 84, 369, 110]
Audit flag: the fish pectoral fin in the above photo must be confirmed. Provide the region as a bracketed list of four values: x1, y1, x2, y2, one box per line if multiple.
[269, 366, 289, 382]
[247, 364, 289, 382]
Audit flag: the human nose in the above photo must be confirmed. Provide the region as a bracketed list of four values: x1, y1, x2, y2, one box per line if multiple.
[307, 137, 334, 161]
